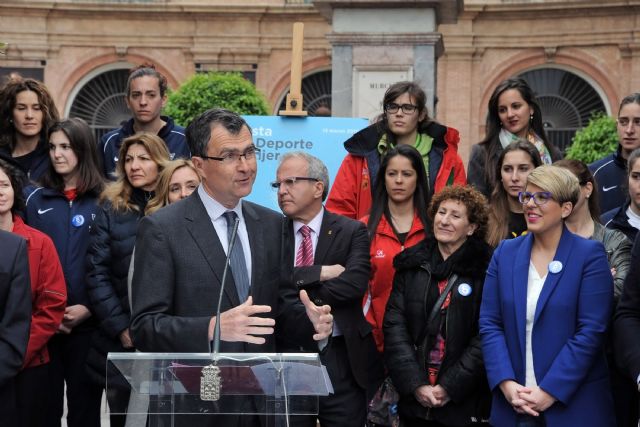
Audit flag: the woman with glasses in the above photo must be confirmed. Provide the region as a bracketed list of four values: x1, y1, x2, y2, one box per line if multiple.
[486, 140, 542, 247]
[468, 78, 562, 199]
[602, 147, 640, 242]
[326, 81, 466, 220]
[480, 165, 615, 427]
[85, 133, 169, 427]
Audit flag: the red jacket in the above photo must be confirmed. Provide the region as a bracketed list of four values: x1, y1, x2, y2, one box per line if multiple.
[361, 212, 426, 353]
[326, 122, 466, 220]
[12, 215, 66, 369]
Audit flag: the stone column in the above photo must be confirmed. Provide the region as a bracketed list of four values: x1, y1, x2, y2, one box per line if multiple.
[314, 0, 462, 119]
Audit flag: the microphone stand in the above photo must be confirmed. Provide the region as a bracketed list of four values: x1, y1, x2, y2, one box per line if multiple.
[201, 216, 240, 401]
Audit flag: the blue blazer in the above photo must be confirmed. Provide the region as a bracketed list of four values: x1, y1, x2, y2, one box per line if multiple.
[480, 226, 615, 427]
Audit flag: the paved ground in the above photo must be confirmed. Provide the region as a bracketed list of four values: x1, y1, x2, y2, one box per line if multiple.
[61, 391, 110, 427]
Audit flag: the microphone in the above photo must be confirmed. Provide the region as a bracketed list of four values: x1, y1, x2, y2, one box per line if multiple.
[213, 215, 240, 354]
[201, 215, 240, 401]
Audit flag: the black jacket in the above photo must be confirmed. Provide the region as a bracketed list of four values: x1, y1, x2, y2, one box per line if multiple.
[85, 191, 149, 386]
[468, 136, 562, 199]
[383, 236, 492, 425]
[98, 116, 190, 179]
[615, 233, 640, 381]
[602, 201, 638, 243]
[0, 138, 50, 184]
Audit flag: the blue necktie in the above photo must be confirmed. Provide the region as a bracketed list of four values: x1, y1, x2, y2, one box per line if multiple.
[222, 211, 250, 301]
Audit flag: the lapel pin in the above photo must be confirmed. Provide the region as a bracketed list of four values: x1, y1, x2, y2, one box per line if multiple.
[548, 260, 563, 274]
[328, 230, 332, 235]
[457, 283, 472, 297]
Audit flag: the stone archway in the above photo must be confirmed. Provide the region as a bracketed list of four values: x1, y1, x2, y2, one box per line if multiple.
[276, 69, 332, 116]
[68, 68, 130, 141]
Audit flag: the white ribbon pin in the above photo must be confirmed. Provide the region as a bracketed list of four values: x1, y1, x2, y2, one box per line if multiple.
[457, 283, 472, 297]
[548, 260, 563, 274]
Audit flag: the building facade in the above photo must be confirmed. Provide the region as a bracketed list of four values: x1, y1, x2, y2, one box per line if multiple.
[1, 0, 639, 160]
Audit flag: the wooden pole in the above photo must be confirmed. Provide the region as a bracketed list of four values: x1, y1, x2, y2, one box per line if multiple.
[279, 22, 307, 117]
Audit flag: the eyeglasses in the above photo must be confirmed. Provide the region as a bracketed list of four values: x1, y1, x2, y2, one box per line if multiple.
[201, 146, 260, 163]
[270, 176, 319, 190]
[518, 191, 553, 205]
[384, 103, 418, 115]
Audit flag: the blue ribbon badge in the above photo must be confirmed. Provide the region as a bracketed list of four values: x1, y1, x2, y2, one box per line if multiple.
[71, 214, 85, 228]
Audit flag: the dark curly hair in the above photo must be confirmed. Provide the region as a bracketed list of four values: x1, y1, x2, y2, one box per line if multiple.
[428, 185, 489, 240]
[0, 77, 60, 150]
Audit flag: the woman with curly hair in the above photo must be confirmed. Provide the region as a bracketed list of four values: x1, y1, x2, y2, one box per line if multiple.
[0, 77, 60, 182]
[384, 185, 492, 426]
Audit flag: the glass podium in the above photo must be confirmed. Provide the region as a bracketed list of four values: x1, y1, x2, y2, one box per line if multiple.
[107, 352, 332, 425]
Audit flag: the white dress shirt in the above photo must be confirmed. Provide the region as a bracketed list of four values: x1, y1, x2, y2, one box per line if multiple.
[525, 261, 547, 387]
[198, 185, 252, 284]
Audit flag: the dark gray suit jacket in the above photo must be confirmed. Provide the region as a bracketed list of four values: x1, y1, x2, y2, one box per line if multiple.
[285, 209, 378, 391]
[0, 230, 31, 419]
[130, 190, 313, 353]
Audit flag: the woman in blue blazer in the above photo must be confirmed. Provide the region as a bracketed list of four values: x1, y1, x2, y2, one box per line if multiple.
[480, 165, 615, 427]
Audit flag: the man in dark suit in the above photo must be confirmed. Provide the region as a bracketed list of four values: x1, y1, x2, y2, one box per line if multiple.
[0, 230, 32, 423]
[129, 109, 333, 426]
[275, 151, 379, 427]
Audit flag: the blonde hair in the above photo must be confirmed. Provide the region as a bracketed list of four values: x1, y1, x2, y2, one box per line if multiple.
[100, 132, 170, 212]
[526, 165, 579, 206]
[146, 159, 200, 215]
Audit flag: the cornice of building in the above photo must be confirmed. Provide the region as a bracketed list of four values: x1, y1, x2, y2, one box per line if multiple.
[464, 0, 640, 17]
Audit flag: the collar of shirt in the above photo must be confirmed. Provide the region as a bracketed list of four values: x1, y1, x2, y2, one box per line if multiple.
[293, 208, 324, 257]
[293, 207, 324, 236]
[197, 184, 244, 223]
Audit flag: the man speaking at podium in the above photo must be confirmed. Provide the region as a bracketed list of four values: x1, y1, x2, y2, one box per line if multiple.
[130, 109, 334, 427]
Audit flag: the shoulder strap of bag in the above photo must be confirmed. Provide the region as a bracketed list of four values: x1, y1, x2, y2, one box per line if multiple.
[426, 273, 458, 336]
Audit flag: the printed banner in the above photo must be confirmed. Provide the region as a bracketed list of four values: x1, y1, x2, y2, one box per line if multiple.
[243, 116, 368, 211]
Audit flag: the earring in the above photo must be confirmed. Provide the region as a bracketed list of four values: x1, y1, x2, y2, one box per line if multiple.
[8, 118, 13, 123]
[530, 114, 533, 121]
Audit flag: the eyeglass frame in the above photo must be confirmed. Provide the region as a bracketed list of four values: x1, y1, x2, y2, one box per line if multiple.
[384, 103, 419, 115]
[270, 176, 320, 190]
[200, 145, 260, 163]
[518, 191, 553, 206]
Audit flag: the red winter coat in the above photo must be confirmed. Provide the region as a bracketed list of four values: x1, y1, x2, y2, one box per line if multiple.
[361, 212, 426, 353]
[326, 122, 466, 220]
[12, 215, 66, 369]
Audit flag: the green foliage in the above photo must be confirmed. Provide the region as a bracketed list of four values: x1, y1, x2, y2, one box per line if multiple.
[164, 72, 270, 127]
[565, 112, 618, 164]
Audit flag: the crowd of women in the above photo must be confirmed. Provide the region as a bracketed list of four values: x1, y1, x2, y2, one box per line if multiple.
[0, 69, 639, 427]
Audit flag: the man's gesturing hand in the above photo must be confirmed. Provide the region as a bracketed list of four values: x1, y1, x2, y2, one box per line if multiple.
[208, 296, 275, 344]
[300, 289, 333, 341]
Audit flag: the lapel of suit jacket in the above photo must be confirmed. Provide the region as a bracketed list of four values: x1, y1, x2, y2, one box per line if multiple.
[533, 225, 574, 324]
[314, 209, 340, 264]
[513, 233, 534, 358]
[185, 192, 240, 307]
